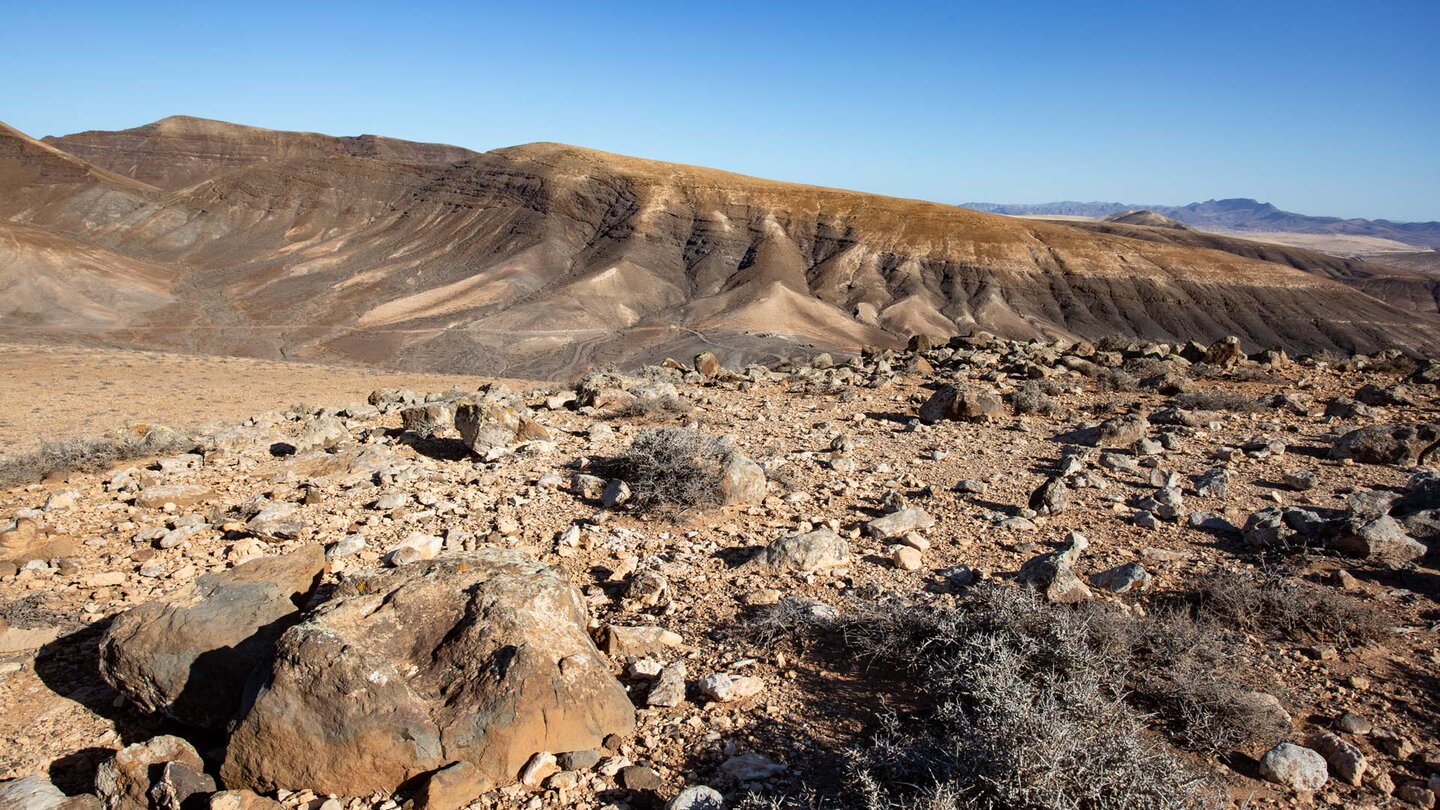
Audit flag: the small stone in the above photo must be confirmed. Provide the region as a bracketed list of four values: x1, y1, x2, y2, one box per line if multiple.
[557, 750, 602, 772]
[1308, 731, 1367, 786]
[1283, 470, 1319, 491]
[865, 507, 935, 539]
[647, 663, 687, 708]
[890, 545, 922, 571]
[1334, 712, 1372, 735]
[697, 672, 762, 703]
[519, 752, 559, 787]
[414, 762, 492, 810]
[665, 785, 725, 810]
[1395, 785, 1436, 808]
[1088, 562, 1152, 593]
[619, 764, 663, 791]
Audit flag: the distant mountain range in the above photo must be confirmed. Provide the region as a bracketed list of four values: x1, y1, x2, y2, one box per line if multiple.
[962, 198, 1440, 249]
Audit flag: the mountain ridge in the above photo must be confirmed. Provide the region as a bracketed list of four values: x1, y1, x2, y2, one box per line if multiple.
[2, 116, 1437, 377]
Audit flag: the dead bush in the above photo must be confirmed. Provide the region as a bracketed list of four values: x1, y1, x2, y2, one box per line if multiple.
[1173, 391, 1260, 412]
[0, 427, 195, 490]
[615, 394, 693, 419]
[1009, 381, 1059, 416]
[603, 427, 734, 511]
[1190, 569, 1388, 649]
[1095, 368, 1137, 392]
[742, 585, 1264, 808]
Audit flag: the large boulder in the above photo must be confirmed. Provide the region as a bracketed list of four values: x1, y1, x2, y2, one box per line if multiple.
[99, 546, 325, 730]
[1088, 414, 1150, 448]
[917, 385, 1003, 424]
[401, 402, 456, 438]
[1202, 336, 1245, 368]
[1331, 423, 1440, 465]
[221, 551, 635, 795]
[718, 452, 767, 505]
[454, 400, 549, 456]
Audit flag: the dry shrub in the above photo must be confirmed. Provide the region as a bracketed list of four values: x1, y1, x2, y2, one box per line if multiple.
[742, 585, 1265, 808]
[605, 427, 734, 511]
[1096, 368, 1137, 392]
[1190, 569, 1388, 649]
[1173, 391, 1260, 412]
[1009, 381, 1059, 416]
[0, 427, 194, 490]
[616, 394, 693, 419]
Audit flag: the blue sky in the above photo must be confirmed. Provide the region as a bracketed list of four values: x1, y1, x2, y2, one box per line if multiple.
[2, 1, 1437, 220]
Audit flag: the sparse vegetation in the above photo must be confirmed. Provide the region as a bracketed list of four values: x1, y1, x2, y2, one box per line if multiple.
[0, 426, 194, 489]
[1095, 368, 1137, 392]
[605, 426, 734, 511]
[741, 585, 1283, 808]
[1009, 381, 1060, 416]
[1189, 569, 1389, 648]
[1173, 390, 1261, 412]
[615, 393, 693, 419]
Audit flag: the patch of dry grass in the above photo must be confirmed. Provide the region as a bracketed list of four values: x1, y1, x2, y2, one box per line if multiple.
[0, 426, 194, 489]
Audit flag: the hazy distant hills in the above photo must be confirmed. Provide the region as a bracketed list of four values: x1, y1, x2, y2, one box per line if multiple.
[1, 116, 1437, 377]
[963, 199, 1440, 249]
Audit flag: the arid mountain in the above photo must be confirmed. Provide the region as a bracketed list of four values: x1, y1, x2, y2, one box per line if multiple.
[3, 117, 1438, 377]
[43, 115, 479, 191]
[1055, 216, 1440, 315]
[1100, 210, 1190, 230]
[967, 198, 1440, 249]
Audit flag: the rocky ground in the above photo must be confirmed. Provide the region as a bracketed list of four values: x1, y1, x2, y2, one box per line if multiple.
[1, 335, 1438, 810]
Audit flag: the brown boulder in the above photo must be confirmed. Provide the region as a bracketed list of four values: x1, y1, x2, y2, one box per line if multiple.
[1202, 335, 1245, 367]
[917, 385, 1003, 424]
[1331, 423, 1440, 466]
[221, 550, 635, 795]
[693, 351, 722, 378]
[99, 546, 326, 729]
[401, 402, 456, 438]
[454, 400, 549, 456]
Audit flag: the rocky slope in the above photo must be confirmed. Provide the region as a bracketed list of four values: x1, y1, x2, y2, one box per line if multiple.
[5, 118, 1440, 378]
[44, 116, 480, 191]
[0, 336, 1437, 809]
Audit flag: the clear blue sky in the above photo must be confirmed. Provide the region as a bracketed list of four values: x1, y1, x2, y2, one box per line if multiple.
[3, 1, 1437, 220]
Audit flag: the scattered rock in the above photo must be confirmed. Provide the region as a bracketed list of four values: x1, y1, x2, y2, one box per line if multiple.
[1017, 532, 1091, 603]
[865, 506, 934, 538]
[752, 528, 850, 573]
[1307, 731, 1367, 786]
[917, 385, 1003, 424]
[665, 785, 725, 810]
[697, 672, 762, 703]
[149, 760, 216, 810]
[1331, 423, 1440, 465]
[1088, 562, 1151, 593]
[96, 736, 206, 810]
